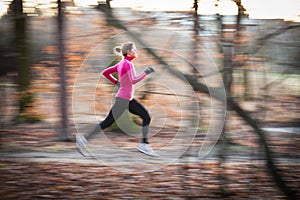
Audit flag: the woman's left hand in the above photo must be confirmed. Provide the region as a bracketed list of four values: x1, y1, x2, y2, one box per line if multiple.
[145, 67, 155, 75]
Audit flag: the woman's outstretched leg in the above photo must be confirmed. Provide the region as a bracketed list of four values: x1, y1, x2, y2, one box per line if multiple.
[76, 98, 129, 155]
[86, 97, 129, 139]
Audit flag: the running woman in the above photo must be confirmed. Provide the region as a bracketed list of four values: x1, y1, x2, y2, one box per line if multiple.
[76, 42, 157, 156]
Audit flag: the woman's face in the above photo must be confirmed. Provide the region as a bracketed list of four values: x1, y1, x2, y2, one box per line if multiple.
[127, 45, 138, 58]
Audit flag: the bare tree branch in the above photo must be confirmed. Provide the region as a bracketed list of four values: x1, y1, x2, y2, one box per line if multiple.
[249, 24, 300, 54]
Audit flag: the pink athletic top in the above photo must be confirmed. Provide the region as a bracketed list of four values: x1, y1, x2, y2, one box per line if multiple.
[102, 56, 147, 101]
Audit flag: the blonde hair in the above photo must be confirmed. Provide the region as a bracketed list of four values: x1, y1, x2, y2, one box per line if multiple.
[114, 42, 135, 56]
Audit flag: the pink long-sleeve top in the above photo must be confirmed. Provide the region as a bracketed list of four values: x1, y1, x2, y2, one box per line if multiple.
[102, 56, 147, 101]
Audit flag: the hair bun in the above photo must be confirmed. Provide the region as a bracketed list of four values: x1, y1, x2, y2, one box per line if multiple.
[114, 46, 121, 53]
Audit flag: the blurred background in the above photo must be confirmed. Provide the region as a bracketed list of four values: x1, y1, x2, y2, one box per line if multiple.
[0, 0, 299, 199]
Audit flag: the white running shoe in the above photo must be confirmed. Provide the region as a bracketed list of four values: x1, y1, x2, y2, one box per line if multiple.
[137, 143, 159, 157]
[76, 134, 88, 157]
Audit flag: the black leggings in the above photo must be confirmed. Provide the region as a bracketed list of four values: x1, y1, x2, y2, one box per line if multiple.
[90, 98, 151, 143]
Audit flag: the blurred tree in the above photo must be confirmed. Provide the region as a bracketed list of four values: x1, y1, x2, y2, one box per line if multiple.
[232, 0, 246, 32]
[192, 0, 198, 14]
[219, 3, 298, 198]
[106, 0, 112, 9]
[11, 0, 40, 123]
[219, 19, 235, 197]
[57, 0, 70, 141]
